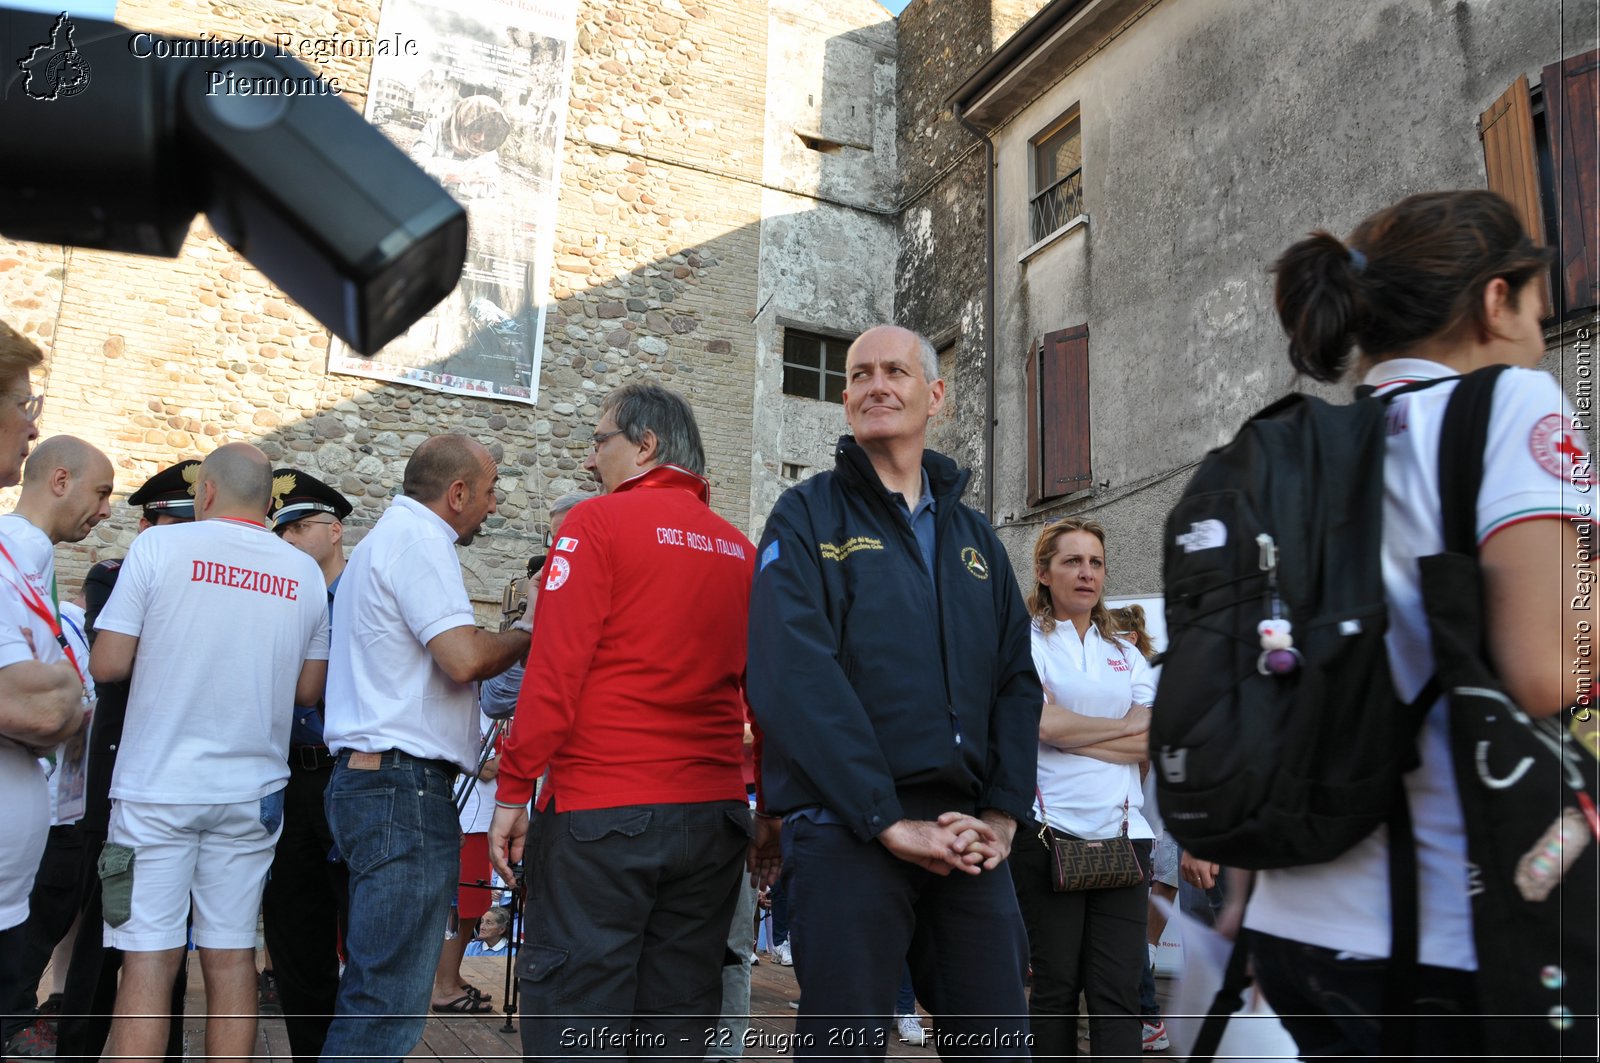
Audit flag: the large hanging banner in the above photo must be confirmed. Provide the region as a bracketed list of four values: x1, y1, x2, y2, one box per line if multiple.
[328, 0, 575, 404]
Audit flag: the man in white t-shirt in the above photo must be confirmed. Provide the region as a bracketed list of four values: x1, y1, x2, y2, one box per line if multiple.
[90, 443, 330, 1063]
[0, 435, 113, 1058]
[319, 433, 530, 1063]
[0, 326, 87, 1055]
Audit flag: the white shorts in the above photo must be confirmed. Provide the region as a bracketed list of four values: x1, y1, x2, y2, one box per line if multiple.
[102, 791, 284, 951]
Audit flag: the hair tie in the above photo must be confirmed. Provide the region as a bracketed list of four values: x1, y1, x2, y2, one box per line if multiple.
[1348, 248, 1368, 274]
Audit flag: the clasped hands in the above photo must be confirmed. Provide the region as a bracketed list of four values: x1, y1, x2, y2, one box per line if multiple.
[878, 810, 1016, 876]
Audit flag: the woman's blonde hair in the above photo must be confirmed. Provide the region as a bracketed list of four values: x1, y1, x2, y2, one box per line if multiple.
[1028, 517, 1112, 638]
[0, 321, 43, 386]
[1109, 603, 1156, 661]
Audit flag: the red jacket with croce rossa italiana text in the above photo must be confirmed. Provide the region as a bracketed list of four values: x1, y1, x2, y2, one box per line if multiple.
[496, 464, 755, 812]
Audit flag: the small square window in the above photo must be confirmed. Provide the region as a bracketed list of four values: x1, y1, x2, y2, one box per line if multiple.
[782, 329, 851, 403]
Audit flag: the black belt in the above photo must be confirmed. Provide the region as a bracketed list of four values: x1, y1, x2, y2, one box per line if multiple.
[290, 744, 338, 771]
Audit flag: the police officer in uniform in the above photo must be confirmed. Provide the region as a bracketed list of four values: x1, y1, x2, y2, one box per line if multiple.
[261, 470, 353, 1063]
[56, 460, 198, 1063]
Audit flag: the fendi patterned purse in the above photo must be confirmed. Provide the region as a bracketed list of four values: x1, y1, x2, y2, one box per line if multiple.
[1037, 792, 1143, 892]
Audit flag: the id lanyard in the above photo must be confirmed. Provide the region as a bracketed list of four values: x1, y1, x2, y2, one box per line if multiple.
[0, 538, 86, 683]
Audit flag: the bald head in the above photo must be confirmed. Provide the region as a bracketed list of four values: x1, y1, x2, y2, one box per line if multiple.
[404, 434, 499, 545]
[14, 435, 114, 544]
[405, 434, 492, 503]
[196, 443, 273, 518]
[22, 435, 107, 487]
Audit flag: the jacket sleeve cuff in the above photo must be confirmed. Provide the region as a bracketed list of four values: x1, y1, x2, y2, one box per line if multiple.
[854, 794, 906, 842]
[978, 789, 1035, 828]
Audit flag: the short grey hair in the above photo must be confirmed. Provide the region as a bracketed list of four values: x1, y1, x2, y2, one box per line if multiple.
[599, 382, 706, 476]
[913, 333, 939, 383]
[549, 491, 587, 516]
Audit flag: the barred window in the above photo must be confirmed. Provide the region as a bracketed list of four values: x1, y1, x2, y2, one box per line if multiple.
[1030, 110, 1083, 245]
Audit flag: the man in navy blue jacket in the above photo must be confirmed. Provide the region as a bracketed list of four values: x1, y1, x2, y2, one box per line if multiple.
[748, 324, 1040, 1059]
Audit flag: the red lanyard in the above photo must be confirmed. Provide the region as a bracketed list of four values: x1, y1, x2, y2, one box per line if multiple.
[0, 538, 83, 681]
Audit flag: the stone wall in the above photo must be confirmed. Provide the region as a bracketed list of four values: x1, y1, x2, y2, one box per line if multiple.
[7, 0, 1214, 611]
[550, 0, 768, 532]
[893, 0, 1051, 515]
[6, 0, 779, 609]
[748, 0, 897, 530]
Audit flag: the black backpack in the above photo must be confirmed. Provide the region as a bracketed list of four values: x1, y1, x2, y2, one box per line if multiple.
[1165, 367, 1599, 1061]
[1152, 380, 1442, 869]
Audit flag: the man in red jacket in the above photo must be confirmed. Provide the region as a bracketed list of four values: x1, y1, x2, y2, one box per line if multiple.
[489, 382, 775, 1059]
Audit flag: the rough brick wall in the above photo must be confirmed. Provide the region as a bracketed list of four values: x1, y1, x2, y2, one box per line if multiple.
[3, 0, 767, 608]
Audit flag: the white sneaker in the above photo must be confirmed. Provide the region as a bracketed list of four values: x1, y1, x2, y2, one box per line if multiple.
[1142, 1021, 1170, 1051]
[896, 1014, 927, 1046]
[772, 939, 793, 966]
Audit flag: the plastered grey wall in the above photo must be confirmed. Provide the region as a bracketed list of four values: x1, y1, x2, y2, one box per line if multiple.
[749, 0, 898, 532]
[985, 0, 1600, 598]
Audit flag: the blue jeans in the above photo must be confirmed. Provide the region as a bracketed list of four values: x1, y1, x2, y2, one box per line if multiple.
[319, 751, 460, 1063]
[895, 965, 915, 1016]
[709, 870, 759, 1059]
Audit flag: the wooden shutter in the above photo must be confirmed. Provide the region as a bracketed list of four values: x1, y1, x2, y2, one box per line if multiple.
[1032, 325, 1090, 504]
[1544, 50, 1600, 318]
[1480, 75, 1550, 314]
[1026, 336, 1042, 505]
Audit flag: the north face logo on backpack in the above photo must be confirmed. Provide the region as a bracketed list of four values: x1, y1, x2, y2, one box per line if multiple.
[1175, 519, 1228, 553]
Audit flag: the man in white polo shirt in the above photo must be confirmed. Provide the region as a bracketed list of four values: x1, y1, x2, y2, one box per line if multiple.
[0, 324, 94, 1060]
[319, 433, 531, 1063]
[90, 443, 330, 1063]
[0, 435, 113, 1059]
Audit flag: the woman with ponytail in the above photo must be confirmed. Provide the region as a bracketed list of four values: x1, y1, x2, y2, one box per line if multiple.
[1245, 190, 1591, 1058]
[1012, 518, 1156, 1059]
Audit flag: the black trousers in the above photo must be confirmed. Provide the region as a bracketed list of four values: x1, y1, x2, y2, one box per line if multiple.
[1, 824, 85, 1040]
[1011, 830, 1152, 1060]
[786, 817, 1032, 1061]
[516, 800, 749, 1060]
[0, 924, 29, 1046]
[53, 829, 186, 1063]
[1249, 930, 1484, 1059]
[261, 758, 348, 1063]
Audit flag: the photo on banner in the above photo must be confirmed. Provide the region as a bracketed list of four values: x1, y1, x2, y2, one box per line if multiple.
[328, 0, 576, 404]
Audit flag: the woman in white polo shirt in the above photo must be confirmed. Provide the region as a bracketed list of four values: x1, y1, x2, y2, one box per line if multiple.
[1011, 517, 1155, 1060]
[1245, 190, 1589, 1057]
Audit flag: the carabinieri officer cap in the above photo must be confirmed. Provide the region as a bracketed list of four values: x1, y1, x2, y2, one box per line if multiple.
[126, 458, 201, 520]
[270, 468, 354, 532]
